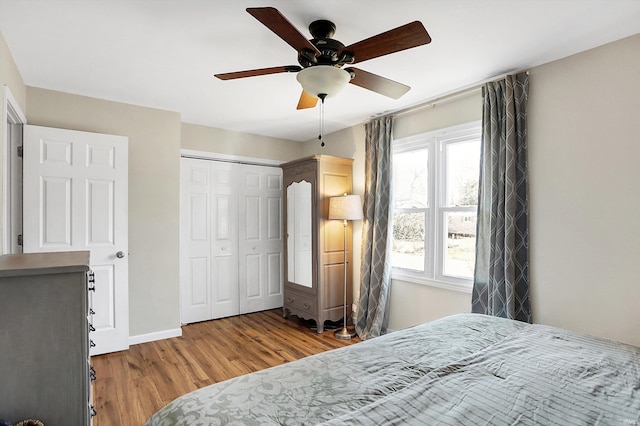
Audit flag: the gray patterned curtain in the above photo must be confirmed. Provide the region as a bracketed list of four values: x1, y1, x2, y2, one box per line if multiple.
[356, 116, 394, 340]
[471, 72, 531, 323]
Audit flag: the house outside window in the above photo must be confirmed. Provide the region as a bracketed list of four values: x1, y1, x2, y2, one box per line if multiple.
[391, 121, 481, 292]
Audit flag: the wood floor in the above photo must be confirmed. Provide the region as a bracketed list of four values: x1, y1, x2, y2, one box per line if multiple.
[91, 309, 360, 426]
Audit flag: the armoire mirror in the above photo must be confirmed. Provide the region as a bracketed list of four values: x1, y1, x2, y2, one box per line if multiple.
[286, 180, 312, 288]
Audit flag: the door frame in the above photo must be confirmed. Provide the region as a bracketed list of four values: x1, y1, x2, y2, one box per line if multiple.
[2, 85, 27, 255]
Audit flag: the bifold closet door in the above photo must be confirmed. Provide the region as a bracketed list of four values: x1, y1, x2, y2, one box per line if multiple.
[237, 164, 284, 314]
[180, 158, 283, 324]
[180, 158, 239, 323]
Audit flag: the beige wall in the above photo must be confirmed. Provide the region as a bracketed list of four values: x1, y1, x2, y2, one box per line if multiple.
[0, 30, 25, 110]
[0, 29, 26, 255]
[181, 122, 303, 162]
[26, 87, 182, 337]
[528, 33, 640, 346]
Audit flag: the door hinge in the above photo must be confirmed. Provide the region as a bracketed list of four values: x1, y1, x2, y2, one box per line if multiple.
[17, 146, 23, 158]
[17, 234, 23, 246]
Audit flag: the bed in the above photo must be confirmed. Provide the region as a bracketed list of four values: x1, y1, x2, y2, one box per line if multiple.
[146, 314, 640, 425]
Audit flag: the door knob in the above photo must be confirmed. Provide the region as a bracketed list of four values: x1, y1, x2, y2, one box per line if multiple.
[116, 251, 125, 258]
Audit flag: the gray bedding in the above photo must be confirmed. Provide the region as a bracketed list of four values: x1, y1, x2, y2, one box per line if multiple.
[146, 314, 640, 425]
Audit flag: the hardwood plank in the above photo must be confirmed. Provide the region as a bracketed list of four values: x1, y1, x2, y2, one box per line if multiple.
[92, 309, 359, 426]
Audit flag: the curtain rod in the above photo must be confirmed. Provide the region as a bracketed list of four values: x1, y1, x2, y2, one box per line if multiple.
[375, 69, 530, 120]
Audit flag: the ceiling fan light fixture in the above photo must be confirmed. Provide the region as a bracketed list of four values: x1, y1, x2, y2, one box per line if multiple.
[296, 66, 351, 99]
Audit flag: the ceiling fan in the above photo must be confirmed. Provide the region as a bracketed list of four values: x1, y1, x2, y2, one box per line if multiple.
[214, 7, 432, 109]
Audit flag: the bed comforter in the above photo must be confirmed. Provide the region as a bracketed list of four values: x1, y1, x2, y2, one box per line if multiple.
[146, 314, 640, 425]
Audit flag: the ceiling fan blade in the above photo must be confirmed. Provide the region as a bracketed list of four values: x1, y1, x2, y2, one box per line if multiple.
[345, 67, 410, 99]
[247, 7, 321, 56]
[340, 21, 431, 64]
[215, 65, 301, 80]
[296, 91, 318, 110]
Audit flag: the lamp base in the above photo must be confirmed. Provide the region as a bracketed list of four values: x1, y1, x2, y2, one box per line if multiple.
[334, 327, 356, 340]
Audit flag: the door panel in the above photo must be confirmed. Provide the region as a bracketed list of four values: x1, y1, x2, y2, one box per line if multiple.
[23, 125, 128, 355]
[211, 162, 239, 319]
[238, 164, 283, 314]
[180, 158, 212, 323]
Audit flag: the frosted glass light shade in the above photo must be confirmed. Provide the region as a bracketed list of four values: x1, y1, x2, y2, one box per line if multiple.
[296, 66, 351, 98]
[328, 194, 363, 221]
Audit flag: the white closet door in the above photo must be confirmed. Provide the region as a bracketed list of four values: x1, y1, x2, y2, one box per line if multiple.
[180, 158, 213, 323]
[180, 158, 282, 323]
[209, 161, 239, 319]
[238, 164, 283, 314]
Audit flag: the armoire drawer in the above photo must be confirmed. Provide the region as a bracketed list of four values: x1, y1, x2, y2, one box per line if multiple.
[285, 291, 317, 313]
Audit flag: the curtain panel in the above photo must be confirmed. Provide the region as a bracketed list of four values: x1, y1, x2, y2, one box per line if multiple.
[472, 72, 531, 323]
[356, 116, 394, 339]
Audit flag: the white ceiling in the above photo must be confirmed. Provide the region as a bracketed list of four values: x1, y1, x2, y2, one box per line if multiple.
[1, 1, 639, 142]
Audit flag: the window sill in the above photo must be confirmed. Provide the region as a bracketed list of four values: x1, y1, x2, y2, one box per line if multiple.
[391, 270, 473, 294]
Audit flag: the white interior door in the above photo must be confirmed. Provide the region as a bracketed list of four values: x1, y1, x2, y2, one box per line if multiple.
[180, 158, 239, 323]
[180, 158, 283, 323]
[238, 164, 283, 313]
[209, 161, 240, 319]
[23, 125, 129, 356]
[180, 158, 213, 323]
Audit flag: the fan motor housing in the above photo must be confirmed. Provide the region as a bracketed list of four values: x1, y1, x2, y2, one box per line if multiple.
[298, 20, 352, 68]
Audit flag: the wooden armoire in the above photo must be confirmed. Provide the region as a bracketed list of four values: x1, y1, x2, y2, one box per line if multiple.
[281, 155, 354, 333]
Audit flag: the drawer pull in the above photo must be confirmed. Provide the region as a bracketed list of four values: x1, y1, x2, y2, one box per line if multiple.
[303, 303, 311, 309]
[286, 297, 294, 303]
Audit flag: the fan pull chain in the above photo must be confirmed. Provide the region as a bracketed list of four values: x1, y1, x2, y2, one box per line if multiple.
[318, 94, 327, 147]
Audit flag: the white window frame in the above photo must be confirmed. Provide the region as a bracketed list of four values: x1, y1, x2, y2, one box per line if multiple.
[391, 121, 481, 293]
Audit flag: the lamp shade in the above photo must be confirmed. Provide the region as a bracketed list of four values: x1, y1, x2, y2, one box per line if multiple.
[296, 65, 351, 98]
[328, 194, 363, 221]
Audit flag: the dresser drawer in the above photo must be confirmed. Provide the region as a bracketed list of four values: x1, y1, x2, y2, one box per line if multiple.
[285, 291, 317, 313]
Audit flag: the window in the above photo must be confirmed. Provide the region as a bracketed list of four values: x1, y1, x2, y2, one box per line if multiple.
[391, 122, 481, 292]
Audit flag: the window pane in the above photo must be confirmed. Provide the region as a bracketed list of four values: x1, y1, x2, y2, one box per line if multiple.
[391, 212, 425, 271]
[445, 140, 480, 207]
[394, 149, 428, 208]
[444, 212, 476, 278]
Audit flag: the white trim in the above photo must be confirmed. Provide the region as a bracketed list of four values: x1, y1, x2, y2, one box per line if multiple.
[180, 149, 284, 167]
[391, 271, 473, 294]
[2, 85, 26, 123]
[129, 327, 182, 346]
[2, 85, 26, 255]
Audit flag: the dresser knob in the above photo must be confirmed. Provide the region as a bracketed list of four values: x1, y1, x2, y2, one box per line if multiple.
[303, 303, 310, 309]
[286, 297, 294, 303]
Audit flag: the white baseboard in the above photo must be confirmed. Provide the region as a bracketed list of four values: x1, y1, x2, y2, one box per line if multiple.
[129, 327, 182, 346]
